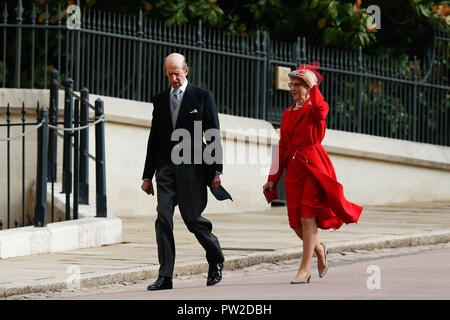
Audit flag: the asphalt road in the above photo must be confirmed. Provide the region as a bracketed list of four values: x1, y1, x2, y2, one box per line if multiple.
[7, 242, 449, 301]
[79, 246, 450, 300]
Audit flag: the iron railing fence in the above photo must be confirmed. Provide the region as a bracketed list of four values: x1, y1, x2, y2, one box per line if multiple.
[47, 70, 107, 225]
[0, 103, 54, 229]
[0, 70, 107, 230]
[267, 37, 449, 146]
[0, 102, 41, 229]
[0, 1, 449, 146]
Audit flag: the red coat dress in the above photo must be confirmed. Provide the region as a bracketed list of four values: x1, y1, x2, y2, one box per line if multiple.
[268, 85, 363, 230]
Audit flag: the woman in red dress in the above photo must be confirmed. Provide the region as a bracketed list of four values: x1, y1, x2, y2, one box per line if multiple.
[263, 63, 363, 284]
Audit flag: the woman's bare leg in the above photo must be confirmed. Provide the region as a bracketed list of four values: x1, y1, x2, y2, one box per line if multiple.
[294, 226, 323, 256]
[293, 217, 321, 280]
[294, 223, 325, 270]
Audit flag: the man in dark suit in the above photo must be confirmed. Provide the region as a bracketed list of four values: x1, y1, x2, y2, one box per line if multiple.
[141, 53, 225, 291]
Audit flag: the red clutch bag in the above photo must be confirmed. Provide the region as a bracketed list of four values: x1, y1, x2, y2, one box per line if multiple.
[263, 186, 279, 204]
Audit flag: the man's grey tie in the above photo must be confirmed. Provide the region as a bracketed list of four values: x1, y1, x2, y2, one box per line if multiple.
[171, 89, 180, 110]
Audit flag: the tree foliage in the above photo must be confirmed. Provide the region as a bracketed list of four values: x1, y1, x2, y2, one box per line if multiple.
[2, 0, 448, 58]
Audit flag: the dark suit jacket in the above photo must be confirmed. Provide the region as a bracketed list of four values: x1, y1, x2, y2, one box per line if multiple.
[142, 83, 223, 186]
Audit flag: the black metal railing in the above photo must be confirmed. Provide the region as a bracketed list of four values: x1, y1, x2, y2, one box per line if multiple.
[0, 102, 42, 228]
[1, 70, 107, 230]
[0, 1, 448, 146]
[47, 69, 107, 226]
[34, 106, 49, 227]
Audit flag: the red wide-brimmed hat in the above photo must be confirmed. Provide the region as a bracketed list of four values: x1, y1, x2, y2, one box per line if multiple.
[289, 61, 323, 85]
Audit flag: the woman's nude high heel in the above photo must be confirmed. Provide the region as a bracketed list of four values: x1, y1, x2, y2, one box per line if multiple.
[290, 271, 311, 284]
[318, 242, 329, 278]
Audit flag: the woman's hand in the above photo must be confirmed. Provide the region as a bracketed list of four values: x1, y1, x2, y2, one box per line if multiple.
[263, 181, 275, 193]
[296, 70, 317, 88]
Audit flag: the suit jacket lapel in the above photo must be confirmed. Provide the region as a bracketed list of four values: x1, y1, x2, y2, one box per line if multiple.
[175, 83, 194, 129]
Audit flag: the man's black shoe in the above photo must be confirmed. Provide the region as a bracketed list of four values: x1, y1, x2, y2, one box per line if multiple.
[147, 276, 173, 291]
[206, 262, 224, 286]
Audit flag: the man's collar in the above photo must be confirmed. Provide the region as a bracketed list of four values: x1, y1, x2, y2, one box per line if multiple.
[170, 79, 188, 94]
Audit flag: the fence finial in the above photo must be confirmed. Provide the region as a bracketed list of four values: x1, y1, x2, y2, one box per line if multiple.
[6, 102, 11, 122]
[358, 46, 363, 71]
[138, 10, 143, 36]
[15, 0, 24, 21]
[57, 3, 62, 25]
[197, 19, 203, 45]
[21, 101, 25, 121]
[44, 3, 49, 25]
[2, 3, 7, 23]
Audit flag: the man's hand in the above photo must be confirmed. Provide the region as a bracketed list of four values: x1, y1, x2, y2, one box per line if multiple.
[211, 174, 221, 189]
[141, 179, 154, 196]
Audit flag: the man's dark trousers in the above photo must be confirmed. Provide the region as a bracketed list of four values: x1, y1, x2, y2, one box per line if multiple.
[155, 161, 224, 278]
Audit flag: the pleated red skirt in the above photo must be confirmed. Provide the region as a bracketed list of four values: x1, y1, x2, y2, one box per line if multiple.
[284, 158, 334, 230]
